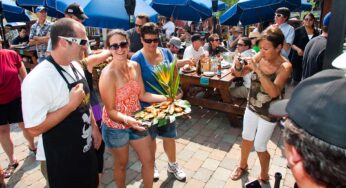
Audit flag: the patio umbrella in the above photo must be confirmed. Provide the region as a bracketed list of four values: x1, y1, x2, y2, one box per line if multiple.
[2, 0, 31, 22]
[218, 1, 228, 11]
[300, 0, 312, 11]
[148, 0, 212, 21]
[55, 0, 158, 29]
[220, 0, 304, 26]
[16, 0, 63, 18]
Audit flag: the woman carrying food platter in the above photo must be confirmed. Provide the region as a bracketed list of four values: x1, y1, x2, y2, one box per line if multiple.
[98, 29, 167, 188]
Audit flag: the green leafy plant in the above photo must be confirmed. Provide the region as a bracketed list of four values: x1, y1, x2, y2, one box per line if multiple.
[147, 57, 180, 100]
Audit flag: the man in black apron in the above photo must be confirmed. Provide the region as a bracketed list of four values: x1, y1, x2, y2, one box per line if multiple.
[22, 18, 100, 188]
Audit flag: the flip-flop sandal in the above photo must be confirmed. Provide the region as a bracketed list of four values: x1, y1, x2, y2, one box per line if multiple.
[28, 146, 37, 154]
[230, 165, 248, 180]
[4, 161, 19, 178]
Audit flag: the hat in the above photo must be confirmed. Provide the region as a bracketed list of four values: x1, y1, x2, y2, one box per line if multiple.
[191, 34, 202, 42]
[35, 6, 47, 13]
[332, 52, 346, 71]
[64, 3, 88, 20]
[269, 69, 346, 149]
[168, 37, 183, 49]
[323, 12, 331, 27]
[249, 31, 261, 39]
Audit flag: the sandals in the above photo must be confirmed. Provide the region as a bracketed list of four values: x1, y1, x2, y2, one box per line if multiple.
[28, 146, 37, 154]
[4, 161, 19, 178]
[230, 165, 248, 180]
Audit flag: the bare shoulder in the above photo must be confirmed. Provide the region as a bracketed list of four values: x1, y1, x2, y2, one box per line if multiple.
[129, 60, 139, 67]
[129, 60, 140, 70]
[278, 60, 292, 75]
[99, 63, 117, 81]
[281, 61, 292, 70]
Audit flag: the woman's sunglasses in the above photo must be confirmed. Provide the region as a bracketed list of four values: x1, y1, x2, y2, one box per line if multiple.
[109, 41, 128, 50]
[143, 38, 159, 43]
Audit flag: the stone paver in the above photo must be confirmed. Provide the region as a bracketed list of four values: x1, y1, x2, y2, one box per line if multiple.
[3, 106, 295, 188]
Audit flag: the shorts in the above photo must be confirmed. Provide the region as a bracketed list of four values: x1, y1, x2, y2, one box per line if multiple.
[149, 122, 177, 139]
[0, 97, 23, 125]
[101, 122, 148, 148]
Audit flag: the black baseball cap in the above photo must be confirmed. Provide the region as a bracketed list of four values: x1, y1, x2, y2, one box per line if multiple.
[64, 3, 88, 21]
[269, 69, 346, 149]
[191, 34, 202, 42]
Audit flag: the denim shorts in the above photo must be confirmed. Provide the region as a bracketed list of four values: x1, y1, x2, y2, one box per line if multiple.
[149, 122, 177, 139]
[101, 122, 148, 148]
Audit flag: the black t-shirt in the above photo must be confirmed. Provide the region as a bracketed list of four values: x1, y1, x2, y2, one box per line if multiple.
[12, 36, 29, 45]
[126, 28, 143, 53]
[208, 45, 228, 57]
[302, 36, 327, 79]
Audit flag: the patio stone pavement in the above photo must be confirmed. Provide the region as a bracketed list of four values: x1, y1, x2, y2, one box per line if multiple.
[3, 106, 295, 188]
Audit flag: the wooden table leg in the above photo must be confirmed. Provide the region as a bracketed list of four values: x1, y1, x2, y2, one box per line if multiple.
[219, 86, 242, 127]
[227, 114, 242, 127]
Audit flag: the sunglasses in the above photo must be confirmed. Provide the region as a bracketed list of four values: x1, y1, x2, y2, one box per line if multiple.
[237, 43, 245, 47]
[59, 36, 88, 46]
[109, 41, 128, 50]
[304, 18, 314, 21]
[275, 13, 285, 18]
[212, 39, 220, 42]
[135, 24, 142, 28]
[143, 38, 159, 43]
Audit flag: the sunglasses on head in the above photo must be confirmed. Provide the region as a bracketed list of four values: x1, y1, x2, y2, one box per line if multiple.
[143, 38, 159, 43]
[109, 41, 128, 50]
[275, 13, 285, 18]
[59, 36, 88, 46]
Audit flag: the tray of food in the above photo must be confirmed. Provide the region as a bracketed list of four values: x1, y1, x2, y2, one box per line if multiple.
[134, 99, 191, 127]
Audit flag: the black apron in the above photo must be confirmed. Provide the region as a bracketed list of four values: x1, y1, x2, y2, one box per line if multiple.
[43, 56, 98, 188]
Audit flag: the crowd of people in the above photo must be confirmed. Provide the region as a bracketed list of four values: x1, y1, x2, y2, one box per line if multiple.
[0, 2, 345, 188]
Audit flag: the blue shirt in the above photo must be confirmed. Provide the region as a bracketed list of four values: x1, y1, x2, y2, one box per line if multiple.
[29, 20, 52, 58]
[278, 22, 295, 58]
[131, 47, 173, 107]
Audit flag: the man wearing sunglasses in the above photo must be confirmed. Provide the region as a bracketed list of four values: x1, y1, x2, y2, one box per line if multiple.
[183, 34, 207, 63]
[126, 14, 150, 58]
[269, 7, 295, 59]
[206, 33, 229, 57]
[22, 18, 100, 187]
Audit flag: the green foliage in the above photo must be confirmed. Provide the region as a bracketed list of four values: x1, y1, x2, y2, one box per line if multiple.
[147, 57, 180, 99]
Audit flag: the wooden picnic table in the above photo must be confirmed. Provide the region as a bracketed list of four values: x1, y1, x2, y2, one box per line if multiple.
[13, 46, 38, 70]
[180, 67, 247, 127]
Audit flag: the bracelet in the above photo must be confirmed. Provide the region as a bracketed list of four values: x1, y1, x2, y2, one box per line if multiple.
[235, 64, 243, 72]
